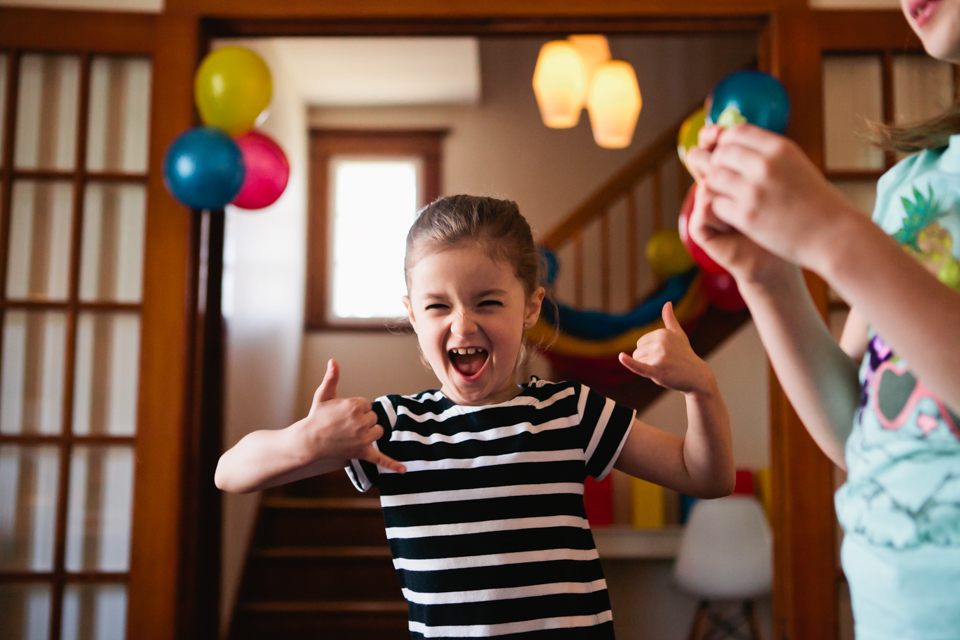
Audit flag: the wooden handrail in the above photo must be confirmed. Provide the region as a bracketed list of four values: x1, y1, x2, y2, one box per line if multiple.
[540, 99, 704, 250]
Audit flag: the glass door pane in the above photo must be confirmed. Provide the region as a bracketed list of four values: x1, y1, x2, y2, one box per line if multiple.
[6, 180, 74, 301]
[0, 584, 52, 640]
[86, 57, 151, 174]
[1, 311, 67, 436]
[79, 184, 146, 303]
[65, 446, 134, 572]
[61, 584, 126, 640]
[823, 55, 884, 171]
[0, 445, 60, 571]
[14, 54, 80, 172]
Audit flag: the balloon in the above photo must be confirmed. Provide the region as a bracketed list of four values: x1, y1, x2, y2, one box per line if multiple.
[195, 46, 272, 136]
[538, 246, 560, 286]
[646, 229, 695, 278]
[163, 127, 245, 210]
[707, 70, 790, 134]
[701, 271, 745, 311]
[232, 131, 290, 210]
[677, 185, 727, 275]
[677, 107, 706, 166]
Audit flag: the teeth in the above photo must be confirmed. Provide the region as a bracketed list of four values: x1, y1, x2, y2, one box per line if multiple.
[451, 348, 485, 355]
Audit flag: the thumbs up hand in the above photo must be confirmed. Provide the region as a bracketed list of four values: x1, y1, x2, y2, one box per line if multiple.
[301, 359, 406, 474]
[618, 302, 714, 394]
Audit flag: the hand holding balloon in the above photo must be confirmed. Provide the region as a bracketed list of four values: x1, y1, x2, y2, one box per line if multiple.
[693, 124, 858, 272]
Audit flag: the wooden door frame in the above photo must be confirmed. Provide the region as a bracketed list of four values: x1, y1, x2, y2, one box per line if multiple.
[6, 4, 911, 640]
[192, 8, 840, 640]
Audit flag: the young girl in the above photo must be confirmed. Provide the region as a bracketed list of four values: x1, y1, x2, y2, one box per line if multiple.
[685, 2, 960, 638]
[215, 195, 734, 639]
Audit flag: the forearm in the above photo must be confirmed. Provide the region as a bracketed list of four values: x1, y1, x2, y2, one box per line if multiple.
[738, 264, 860, 468]
[680, 375, 735, 498]
[815, 213, 960, 414]
[214, 420, 346, 493]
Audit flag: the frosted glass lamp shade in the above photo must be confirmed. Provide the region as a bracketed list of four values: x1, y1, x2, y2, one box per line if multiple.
[532, 41, 587, 129]
[586, 60, 642, 149]
[568, 34, 611, 89]
[673, 496, 773, 600]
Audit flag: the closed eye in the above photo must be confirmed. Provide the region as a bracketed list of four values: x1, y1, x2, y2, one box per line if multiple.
[425, 303, 448, 311]
[478, 300, 504, 307]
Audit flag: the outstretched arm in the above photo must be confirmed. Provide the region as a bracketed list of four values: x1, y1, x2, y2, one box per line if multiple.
[692, 123, 960, 417]
[214, 359, 405, 493]
[613, 302, 735, 498]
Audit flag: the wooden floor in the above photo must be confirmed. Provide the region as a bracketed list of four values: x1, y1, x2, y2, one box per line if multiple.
[228, 472, 410, 640]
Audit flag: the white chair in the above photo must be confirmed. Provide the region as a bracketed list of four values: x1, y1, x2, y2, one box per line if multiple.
[673, 495, 772, 640]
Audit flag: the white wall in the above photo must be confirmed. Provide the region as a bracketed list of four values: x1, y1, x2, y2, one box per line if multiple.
[216, 39, 308, 634]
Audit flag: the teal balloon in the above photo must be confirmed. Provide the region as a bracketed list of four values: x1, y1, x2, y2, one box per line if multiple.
[163, 127, 245, 210]
[707, 70, 790, 134]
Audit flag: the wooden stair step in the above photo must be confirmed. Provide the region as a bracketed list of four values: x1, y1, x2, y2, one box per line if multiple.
[231, 601, 408, 640]
[243, 554, 402, 601]
[242, 600, 407, 613]
[261, 496, 381, 510]
[251, 545, 392, 559]
[277, 471, 377, 499]
[255, 499, 388, 548]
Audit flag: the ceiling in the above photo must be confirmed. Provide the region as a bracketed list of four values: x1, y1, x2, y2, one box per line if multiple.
[270, 37, 482, 107]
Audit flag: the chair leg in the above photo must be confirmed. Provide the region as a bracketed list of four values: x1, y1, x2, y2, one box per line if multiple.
[688, 600, 710, 640]
[743, 600, 764, 640]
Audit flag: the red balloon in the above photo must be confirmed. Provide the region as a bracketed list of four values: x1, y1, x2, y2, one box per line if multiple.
[232, 131, 290, 210]
[678, 185, 727, 275]
[701, 271, 745, 311]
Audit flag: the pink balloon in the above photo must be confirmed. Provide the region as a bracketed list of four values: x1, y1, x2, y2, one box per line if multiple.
[232, 131, 290, 210]
[701, 271, 745, 311]
[678, 185, 728, 276]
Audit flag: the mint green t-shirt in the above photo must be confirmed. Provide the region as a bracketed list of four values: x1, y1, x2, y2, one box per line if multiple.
[834, 135, 960, 639]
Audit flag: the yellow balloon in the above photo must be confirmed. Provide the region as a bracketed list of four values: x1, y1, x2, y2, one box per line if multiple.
[195, 46, 272, 136]
[677, 107, 706, 166]
[646, 228, 695, 278]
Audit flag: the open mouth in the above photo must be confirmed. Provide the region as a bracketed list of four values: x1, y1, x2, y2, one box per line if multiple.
[910, 0, 939, 26]
[449, 347, 489, 379]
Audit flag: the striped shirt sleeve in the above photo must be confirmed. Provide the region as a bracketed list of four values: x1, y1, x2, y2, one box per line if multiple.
[345, 395, 396, 492]
[578, 384, 636, 480]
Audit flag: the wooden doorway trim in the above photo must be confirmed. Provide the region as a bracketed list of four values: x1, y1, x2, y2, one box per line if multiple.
[0, 5, 868, 640]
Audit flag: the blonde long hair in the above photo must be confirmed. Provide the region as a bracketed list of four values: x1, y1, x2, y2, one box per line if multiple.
[870, 101, 960, 153]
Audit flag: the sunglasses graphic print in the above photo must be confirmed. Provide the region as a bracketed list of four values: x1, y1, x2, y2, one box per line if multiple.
[871, 360, 960, 440]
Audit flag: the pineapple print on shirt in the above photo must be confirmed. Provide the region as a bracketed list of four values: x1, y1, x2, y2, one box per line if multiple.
[894, 184, 960, 291]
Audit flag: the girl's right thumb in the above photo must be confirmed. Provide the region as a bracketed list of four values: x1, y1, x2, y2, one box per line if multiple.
[314, 359, 340, 403]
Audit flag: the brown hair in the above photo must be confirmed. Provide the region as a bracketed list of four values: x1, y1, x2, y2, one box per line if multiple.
[404, 195, 541, 296]
[870, 102, 960, 153]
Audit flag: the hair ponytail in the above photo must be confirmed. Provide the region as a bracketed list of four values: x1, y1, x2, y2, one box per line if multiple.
[869, 101, 960, 153]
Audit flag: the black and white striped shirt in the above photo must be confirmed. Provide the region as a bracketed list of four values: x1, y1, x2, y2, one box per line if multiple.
[347, 378, 636, 639]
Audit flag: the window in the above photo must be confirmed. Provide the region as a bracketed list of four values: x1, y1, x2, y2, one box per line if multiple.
[306, 130, 444, 330]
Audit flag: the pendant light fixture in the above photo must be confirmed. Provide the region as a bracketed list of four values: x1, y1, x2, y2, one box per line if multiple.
[568, 35, 611, 88]
[586, 60, 642, 149]
[532, 41, 587, 129]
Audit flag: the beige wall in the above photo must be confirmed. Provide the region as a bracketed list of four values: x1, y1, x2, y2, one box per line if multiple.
[217, 38, 308, 633]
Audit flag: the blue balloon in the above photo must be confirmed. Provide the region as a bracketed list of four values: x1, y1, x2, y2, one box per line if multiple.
[163, 126, 245, 210]
[708, 70, 791, 134]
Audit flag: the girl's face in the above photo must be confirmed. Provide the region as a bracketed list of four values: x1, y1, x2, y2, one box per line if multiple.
[404, 244, 545, 406]
[902, 0, 960, 62]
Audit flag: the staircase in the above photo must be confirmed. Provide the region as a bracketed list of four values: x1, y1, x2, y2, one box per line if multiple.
[228, 472, 409, 640]
[226, 103, 752, 639]
[538, 100, 751, 408]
